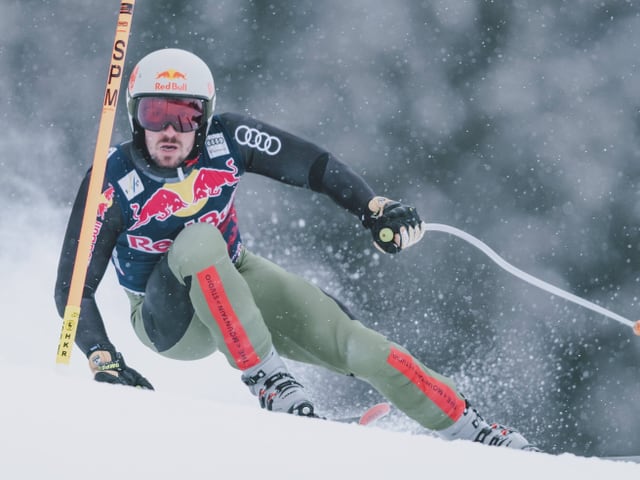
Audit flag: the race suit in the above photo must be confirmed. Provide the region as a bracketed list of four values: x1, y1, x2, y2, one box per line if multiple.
[54, 112, 466, 431]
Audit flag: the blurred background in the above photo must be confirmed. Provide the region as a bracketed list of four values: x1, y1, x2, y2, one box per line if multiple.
[2, 0, 640, 456]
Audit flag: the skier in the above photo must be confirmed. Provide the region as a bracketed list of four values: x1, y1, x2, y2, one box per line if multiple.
[55, 48, 537, 450]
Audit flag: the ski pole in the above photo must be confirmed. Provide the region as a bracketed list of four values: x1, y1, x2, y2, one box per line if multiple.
[56, 1, 136, 364]
[379, 224, 640, 336]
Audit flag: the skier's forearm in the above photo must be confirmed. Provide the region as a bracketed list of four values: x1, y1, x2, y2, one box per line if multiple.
[308, 153, 375, 218]
[54, 277, 113, 356]
[54, 171, 122, 357]
[74, 297, 113, 355]
[55, 275, 114, 356]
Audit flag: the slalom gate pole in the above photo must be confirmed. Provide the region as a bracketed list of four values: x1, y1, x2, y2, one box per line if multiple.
[56, 1, 136, 364]
[380, 224, 640, 336]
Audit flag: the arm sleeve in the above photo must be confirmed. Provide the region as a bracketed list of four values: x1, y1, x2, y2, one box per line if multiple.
[54, 171, 123, 356]
[218, 112, 375, 218]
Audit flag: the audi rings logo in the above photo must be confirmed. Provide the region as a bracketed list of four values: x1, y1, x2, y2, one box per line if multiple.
[234, 125, 282, 156]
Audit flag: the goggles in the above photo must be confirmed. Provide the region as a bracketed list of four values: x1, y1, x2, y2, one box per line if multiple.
[135, 96, 205, 133]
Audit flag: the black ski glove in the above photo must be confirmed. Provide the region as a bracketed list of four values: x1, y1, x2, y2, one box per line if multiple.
[87, 344, 154, 390]
[362, 196, 425, 254]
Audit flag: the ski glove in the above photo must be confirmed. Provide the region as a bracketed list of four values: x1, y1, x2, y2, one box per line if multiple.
[362, 196, 425, 254]
[88, 344, 154, 390]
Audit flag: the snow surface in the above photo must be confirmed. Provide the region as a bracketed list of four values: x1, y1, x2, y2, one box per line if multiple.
[1, 205, 639, 479]
[2, 364, 639, 480]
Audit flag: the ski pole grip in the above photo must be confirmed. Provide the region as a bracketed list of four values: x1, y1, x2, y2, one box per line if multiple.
[378, 227, 394, 243]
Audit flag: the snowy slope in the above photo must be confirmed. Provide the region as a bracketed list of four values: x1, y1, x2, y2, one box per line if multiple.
[1, 206, 639, 480]
[2, 361, 639, 480]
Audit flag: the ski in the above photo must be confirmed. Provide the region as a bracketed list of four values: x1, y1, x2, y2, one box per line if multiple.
[329, 404, 638, 461]
[332, 402, 391, 426]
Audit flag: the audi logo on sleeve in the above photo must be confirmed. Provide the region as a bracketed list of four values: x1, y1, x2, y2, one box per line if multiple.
[234, 125, 282, 155]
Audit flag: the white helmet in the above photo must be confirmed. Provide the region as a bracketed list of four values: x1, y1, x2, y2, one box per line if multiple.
[126, 49, 216, 161]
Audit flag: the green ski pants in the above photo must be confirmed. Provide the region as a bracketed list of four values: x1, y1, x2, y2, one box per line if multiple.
[128, 222, 465, 431]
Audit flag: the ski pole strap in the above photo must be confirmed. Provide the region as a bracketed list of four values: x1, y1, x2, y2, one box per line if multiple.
[422, 223, 639, 335]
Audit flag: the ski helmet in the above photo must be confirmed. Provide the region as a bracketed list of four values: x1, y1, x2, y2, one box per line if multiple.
[126, 48, 216, 162]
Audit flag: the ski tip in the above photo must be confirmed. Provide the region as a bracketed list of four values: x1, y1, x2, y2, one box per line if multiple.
[358, 402, 392, 426]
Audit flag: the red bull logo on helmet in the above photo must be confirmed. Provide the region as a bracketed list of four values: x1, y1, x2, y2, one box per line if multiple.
[154, 69, 188, 92]
[155, 69, 187, 80]
[128, 65, 139, 94]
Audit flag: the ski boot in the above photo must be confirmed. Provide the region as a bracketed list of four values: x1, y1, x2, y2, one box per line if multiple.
[438, 400, 539, 451]
[241, 347, 315, 416]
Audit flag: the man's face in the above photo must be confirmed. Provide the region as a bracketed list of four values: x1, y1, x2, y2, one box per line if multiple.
[135, 96, 204, 168]
[145, 126, 196, 168]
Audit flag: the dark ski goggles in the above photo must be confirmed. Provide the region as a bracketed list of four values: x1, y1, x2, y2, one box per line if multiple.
[135, 96, 205, 133]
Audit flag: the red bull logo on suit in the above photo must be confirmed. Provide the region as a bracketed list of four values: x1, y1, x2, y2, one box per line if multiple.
[97, 185, 115, 220]
[129, 158, 239, 231]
